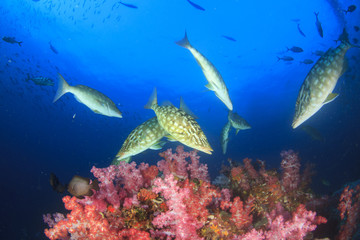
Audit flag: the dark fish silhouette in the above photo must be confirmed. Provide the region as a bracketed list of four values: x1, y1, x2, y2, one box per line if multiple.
[27, 74, 54, 86]
[300, 59, 314, 64]
[222, 35, 236, 42]
[2, 36, 22, 46]
[49, 173, 66, 193]
[186, 0, 205, 11]
[314, 12, 323, 38]
[119, 1, 138, 9]
[297, 24, 306, 37]
[335, 28, 349, 44]
[353, 38, 359, 44]
[300, 125, 324, 141]
[277, 56, 294, 61]
[49, 42, 58, 54]
[354, 26, 359, 32]
[287, 46, 304, 53]
[344, 5, 356, 14]
[312, 50, 325, 56]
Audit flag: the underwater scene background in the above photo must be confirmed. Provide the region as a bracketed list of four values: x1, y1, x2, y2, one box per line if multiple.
[1, 0, 360, 239]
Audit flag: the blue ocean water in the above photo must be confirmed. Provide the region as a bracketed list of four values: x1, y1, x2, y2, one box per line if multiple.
[0, 0, 359, 239]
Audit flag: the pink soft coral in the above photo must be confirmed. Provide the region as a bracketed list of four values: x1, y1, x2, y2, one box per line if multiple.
[157, 145, 209, 181]
[152, 174, 204, 240]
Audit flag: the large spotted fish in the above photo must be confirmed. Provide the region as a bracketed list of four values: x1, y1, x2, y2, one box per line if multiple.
[145, 88, 213, 154]
[176, 32, 233, 111]
[113, 117, 167, 164]
[292, 40, 356, 128]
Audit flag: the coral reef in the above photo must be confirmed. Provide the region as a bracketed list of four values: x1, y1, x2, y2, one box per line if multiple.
[44, 146, 357, 239]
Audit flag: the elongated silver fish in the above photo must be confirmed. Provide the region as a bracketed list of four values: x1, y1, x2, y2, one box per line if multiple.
[228, 111, 251, 134]
[53, 74, 122, 118]
[145, 88, 213, 154]
[113, 117, 167, 163]
[220, 121, 231, 154]
[292, 41, 356, 128]
[176, 32, 233, 111]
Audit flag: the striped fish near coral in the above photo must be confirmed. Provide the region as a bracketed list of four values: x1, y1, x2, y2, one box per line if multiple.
[145, 88, 213, 154]
[113, 117, 167, 164]
[292, 40, 357, 128]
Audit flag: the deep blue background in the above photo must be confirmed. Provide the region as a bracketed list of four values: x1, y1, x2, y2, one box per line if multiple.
[0, 0, 359, 239]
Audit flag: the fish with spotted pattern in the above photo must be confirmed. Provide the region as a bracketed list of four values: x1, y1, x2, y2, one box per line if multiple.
[145, 88, 213, 154]
[292, 40, 356, 128]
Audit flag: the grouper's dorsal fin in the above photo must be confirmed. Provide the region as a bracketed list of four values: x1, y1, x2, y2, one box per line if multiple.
[323, 93, 338, 104]
[180, 96, 198, 119]
[161, 101, 174, 107]
[149, 140, 166, 150]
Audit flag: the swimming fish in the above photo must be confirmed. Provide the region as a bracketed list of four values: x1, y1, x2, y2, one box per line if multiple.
[300, 125, 324, 141]
[186, 0, 205, 11]
[49, 173, 66, 193]
[176, 32, 233, 111]
[49, 42, 58, 54]
[67, 175, 99, 199]
[113, 117, 167, 163]
[119, 1, 138, 9]
[314, 12, 323, 38]
[344, 5, 356, 14]
[53, 74, 122, 118]
[2, 36, 22, 46]
[354, 26, 359, 32]
[277, 56, 294, 61]
[145, 88, 213, 154]
[220, 121, 231, 154]
[228, 111, 251, 134]
[335, 28, 349, 44]
[222, 35, 237, 42]
[287, 46, 304, 53]
[300, 59, 314, 64]
[26, 74, 54, 86]
[297, 24, 306, 37]
[292, 40, 356, 129]
[312, 50, 325, 56]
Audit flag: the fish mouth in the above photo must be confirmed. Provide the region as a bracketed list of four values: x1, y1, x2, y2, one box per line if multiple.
[292, 120, 301, 129]
[199, 147, 213, 155]
[116, 152, 125, 159]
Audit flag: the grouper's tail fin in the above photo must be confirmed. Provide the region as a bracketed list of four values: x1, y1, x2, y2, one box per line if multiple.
[53, 73, 71, 103]
[175, 31, 191, 48]
[144, 88, 158, 109]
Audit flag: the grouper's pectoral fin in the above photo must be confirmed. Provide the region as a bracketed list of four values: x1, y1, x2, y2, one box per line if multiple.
[323, 93, 338, 105]
[149, 140, 166, 150]
[166, 135, 178, 142]
[205, 83, 215, 91]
